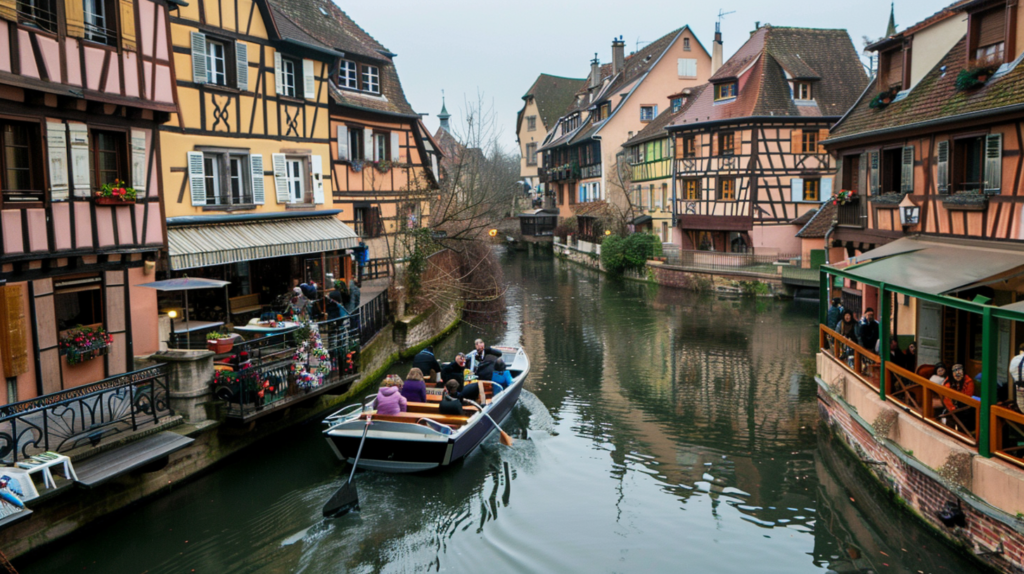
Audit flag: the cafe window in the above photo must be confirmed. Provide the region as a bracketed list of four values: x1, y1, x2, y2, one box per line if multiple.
[54, 276, 103, 332]
[91, 130, 127, 190]
[0, 120, 44, 206]
[718, 178, 736, 201]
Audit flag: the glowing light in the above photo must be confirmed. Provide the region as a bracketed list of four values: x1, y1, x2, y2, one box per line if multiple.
[605, 230, 612, 236]
[488, 229, 498, 237]
[167, 310, 178, 319]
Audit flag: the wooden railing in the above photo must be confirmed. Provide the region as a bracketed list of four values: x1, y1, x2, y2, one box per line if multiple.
[885, 362, 979, 446]
[992, 405, 1024, 468]
[819, 325, 880, 391]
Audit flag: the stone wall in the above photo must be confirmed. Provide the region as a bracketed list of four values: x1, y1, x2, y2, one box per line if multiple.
[818, 352, 1024, 573]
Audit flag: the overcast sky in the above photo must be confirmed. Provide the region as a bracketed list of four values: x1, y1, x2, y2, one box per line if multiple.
[338, 1, 946, 152]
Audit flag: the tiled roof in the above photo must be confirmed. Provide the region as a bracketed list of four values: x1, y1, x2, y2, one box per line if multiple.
[264, 0, 416, 116]
[266, 0, 388, 60]
[670, 26, 867, 130]
[795, 201, 837, 238]
[624, 84, 707, 147]
[523, 74, 587, 129]
[828, 34, 1024, 142]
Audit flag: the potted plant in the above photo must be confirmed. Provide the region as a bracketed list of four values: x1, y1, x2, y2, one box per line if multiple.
[350, 159, 364, 173]
[59, 326, 113, 365]
[956, 63, 999, 91]
[206, 331, 235, 354]
[374, 160, 392, 174]
[869, 87, 899, 109]
[94, 179, 137, 205]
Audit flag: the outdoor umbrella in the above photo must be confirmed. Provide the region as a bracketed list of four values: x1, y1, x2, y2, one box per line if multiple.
[136, 277, 231, 349]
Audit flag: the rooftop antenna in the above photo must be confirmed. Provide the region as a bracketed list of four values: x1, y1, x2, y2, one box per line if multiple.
[716, 9, 736, 34]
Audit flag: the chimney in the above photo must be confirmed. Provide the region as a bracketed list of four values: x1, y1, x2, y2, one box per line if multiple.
[589, 53, 601, 89]
[711, 23, 724, 76]
[612, 36, 625, 76]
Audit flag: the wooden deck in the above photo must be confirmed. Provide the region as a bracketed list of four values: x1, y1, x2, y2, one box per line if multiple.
[74, 432, 194, 488]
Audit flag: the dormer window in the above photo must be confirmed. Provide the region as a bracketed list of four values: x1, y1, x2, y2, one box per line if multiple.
[361, 65, 379, 94]
[880, 48, 904, 90]
[971, 6, 1008, 65]
[794, 81, 812, 100]
[640, 105, 657, 122]
[600, 103, 611, 120]
[672, 98, 683, 112]
[714, 83, 738, 101]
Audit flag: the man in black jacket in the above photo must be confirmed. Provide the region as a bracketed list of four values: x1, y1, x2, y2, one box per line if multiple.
[412, 346, 442, 383]
[858, 308, 880, 353]
[469, 339, 501, 371]
[440, 353, 467, 393]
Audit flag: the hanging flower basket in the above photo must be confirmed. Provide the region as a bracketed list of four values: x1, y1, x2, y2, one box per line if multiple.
[956, 64, 999, 91]
[94, 179, 137, 205]
[832, 189, 858, 206]
[374, 160, 392, 174]
[59, 326, 113, 366]
[350, 159, 364, 173]
[868, 88, 900, 110]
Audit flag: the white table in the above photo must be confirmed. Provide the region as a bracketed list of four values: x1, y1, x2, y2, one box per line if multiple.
[234, 321, 300, 334]
[172, 320, 225, 334]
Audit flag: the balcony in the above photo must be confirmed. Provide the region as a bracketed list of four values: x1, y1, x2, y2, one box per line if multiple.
[580, 164, 601, 179]
[837, 198, 866, 228]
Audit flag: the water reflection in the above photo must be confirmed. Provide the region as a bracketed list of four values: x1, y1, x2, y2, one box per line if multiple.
[18, 249, 981, 574]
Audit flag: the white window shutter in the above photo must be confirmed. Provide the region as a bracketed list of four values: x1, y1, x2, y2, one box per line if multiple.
[272, 154, 289, 202]
[936, 140, 949, 194]
[900, 145, 914, 193]
[187, 152, 206, 206]
[302, 59, 315, 99]
[791, 178, 804, 202]
[364, 129, 373, 161]
[820, 177, 833, 203]
[130, 129, 147, 195]
[190, 32, 206, 84]
[235, 41, 248, 91]
[274, 51, 283, 96]
[311, 155, 325, 204]
[985, 133, 1003, 193]
[250, 154, 265, 204]
[337, 125, 349, 161]
[431, 155, 439, 180]
[390, 132, 400, 162]
[45, 121, 69, 201]
[68, 123, 90, 197]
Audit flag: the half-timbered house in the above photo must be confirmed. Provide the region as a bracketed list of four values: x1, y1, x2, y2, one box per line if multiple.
[538, 28, 712, 220]
[159, 0, 362, 323]
[667, 25, 866, 255]
[0, 0, 175, 401]
[622, 85, 706, 243]
[516, 74, 586, 206]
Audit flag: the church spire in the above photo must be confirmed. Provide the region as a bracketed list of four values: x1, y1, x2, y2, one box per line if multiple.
[438, 90, 451, 132]
[885, 2, 897, 37]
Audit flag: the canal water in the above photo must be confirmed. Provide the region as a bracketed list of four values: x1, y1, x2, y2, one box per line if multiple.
[19, 249, 985, 573]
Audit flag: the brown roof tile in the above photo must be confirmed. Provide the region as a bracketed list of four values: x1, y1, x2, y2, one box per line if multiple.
[523, 74, 588, 129]
[828, 34, 1024, 142]
[795, 201, 837, 238]
[624, 84, 708, 147]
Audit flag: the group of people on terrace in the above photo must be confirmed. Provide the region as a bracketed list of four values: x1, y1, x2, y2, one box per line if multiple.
[827, 297, 978, 419]
[287, 278, 362, 321]
[372, 339, 512, 416]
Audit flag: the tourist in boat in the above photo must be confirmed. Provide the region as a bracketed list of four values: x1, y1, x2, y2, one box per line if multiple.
[826, 297, 845, 330]
[375, 378, 408, 415]
[857, 308, 880, 353]
[473, 355, 505, 395]
[413, 346, 443, 384]
[469, 339, 501, 371]
[440, 353, 468, 392]
[942, 364, 975, 414]
[401, 368, 427, 403]
[439, 380, 464, 415]
[489, 358, 513, 394]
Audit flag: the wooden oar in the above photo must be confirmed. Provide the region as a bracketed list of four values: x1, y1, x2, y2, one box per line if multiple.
[465, 400, 513, 447]
[323, 415, 372, 517]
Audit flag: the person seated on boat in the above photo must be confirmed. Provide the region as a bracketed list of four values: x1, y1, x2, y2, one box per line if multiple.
[473, 355, 505, 395]
[439, 380, 464, 416]
[412, 346, 442, 384]
[375, 377, 407, 416]
[469, 339, 501, 371]
[489, 358, 513, 393]
[942, 364, 975, 414]
[400, 368, 427, 403]
[440, 353, 468, 392]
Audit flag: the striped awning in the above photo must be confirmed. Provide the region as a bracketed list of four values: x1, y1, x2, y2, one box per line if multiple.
[168, 215, 359, 270]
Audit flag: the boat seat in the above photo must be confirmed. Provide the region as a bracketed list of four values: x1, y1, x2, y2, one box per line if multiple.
[406, 401, 478, 414]
[361, 411, 471, 428]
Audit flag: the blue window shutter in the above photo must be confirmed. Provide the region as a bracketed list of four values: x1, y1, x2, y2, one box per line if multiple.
[820, 177, 833, 203]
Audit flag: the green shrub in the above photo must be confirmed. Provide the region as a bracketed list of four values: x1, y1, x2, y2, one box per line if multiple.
[739, 280, 770, 296]
[600, 235, 627, 274]
[602, 233, 664, 275]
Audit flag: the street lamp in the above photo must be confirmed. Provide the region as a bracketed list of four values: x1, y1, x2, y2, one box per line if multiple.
[898, 195, 920, 227]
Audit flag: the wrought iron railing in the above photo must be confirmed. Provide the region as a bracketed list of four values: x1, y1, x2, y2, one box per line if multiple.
[667, 249, 799, 274]
[207, 192, 255, 206]
[520, 218, 556, 236]
[837, 199, 866, 227]
[0, 365, 171, 463]
[580, 164, 601, 178]
[358, 290, 389, 345]
[360, 258, 390, 281]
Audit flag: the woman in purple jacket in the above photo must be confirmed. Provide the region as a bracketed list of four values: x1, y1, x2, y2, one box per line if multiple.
[400, 368, 427, 403]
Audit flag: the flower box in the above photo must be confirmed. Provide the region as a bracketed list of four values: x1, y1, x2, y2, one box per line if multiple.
[59, 327, 113, 366]
[206, 338, 235, 354]
[942, 193, 988, 211]
[94, 196, 136, 206]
